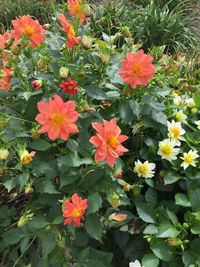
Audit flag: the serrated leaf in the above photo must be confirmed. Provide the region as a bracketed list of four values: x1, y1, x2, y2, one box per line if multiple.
[85, 85, 107, 100]
[136, 202, 157, 224]
[87, 192, 102, 214]
[85, 214, 103, 242]
[3, 228, 23, 246]
[29, 139, 51, 151]
[42, 234, 56, 259]
[175, 193, 191, 207]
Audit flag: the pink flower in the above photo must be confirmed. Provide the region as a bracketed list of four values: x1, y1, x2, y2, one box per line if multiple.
[89, 119, 128, 167]
[67, 0, 90, 25]
[0, 32, 12, 50]
[119, 50, 156, 88]
[35, 95, 79, 140]
[63, 193, 87, 227]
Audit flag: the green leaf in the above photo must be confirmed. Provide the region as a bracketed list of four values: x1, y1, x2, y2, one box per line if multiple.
[191, 189, 200, 211]
[85, 85, 107, 100]
[145, 188, 157, 208]
[20, 237, 30, 254]
[164, 172, 183, 185]
[77, 247, 90, 263]
[29, 139, 51, 151]
[119, 101, 133, 124]
[182, 251, 195, 266]
[136, 202, 157, 224]
[85, 214, 103, 242]
[156, 222, 180, 238]
[191, 221, 200, 234]
[142, 253, 159, 267]
[151, 240, 176, 262]
[129, 100, 140, 119]
[42, 234, 56, 259]
[57, 154, 92, 172]
[144, 224, 158, 235]
[28, 215, 49, 229]
[175, 193, 191, 207]
[87, 192, 102, 214]
[39, 180, 60, 194]
[60, 172, 80, 187]
[89, 248, 113, 266]
[81, 169, 105, 187]
[3, 228, 23, 246]
[83, 260, 106, 267]
[4, 178, 18, 193]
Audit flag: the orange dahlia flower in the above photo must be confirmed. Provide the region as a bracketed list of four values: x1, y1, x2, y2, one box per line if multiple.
[0, 32, 12, 50]
[12, 15, 45, 48]
[0, 63, 13, 92]
[89, 119, 128, 167]
[59, 14, 81, 49]
[67, 0, 89, 25]
[35, 95, 79, 140]
[119, 50, 156, 89]
[63, 193, 87, 227]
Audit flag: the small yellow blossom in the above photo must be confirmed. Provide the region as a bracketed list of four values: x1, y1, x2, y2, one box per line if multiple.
[20, 150, 36, 165]
[167, 120, 185, 146]
[158, 139, 180, 161]
[175, 110, 187, 123]
[0, 149, 9, 160]
[181, 150, 199, 169]
[185, 98, 195, 108]
[134, 160, 155, 178]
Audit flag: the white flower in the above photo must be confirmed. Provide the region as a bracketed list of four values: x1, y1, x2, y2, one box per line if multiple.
[173, 95, 183, 106]
[134, 160, 155, 178]
[167, 120, 185, 146]
[0, 149, 9, 160]
[185, 98, 195, 108]
[181, 150, 199, 170]
[129, 260, 143, 267]
[175, 110, 187, 123]
[158, 139, 180, 161]
[195, 120, 200, 130]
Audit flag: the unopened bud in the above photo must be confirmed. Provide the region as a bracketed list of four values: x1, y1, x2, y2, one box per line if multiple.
[31, 79, 42, 90]
[59, 67, 69, 78]
[0, 149, 9, 160]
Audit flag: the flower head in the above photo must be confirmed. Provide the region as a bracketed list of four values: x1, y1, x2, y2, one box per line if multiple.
[35, 95, 79, 140]
[63, 193, 87, 227]
[59, 67, 69, 78]
[58, 14, 81, 49]
[89, 119, 128, 167]
[0, 32, 12, 50]
[12, 15, 45, 48]
[119, 50, 156, 89]
[195, 120, 200, 130]
[167, 120, 185, 146]
[31, 79, 42, 90]
[0, 149, 9, 160]
[158, 139, 180, 161]
[67, 0, 90, 25]
[175, 110, 187, 123]
[60, 77, 78, 95]
[20, 150, 36, 165]
[173, 95, 183, 106]
[185, 98, 195, 108]
[129, 260, 143, 267]
[181, 150, 199, 170]
[134, 160, 155, 178]
[0, 65, 13, 92]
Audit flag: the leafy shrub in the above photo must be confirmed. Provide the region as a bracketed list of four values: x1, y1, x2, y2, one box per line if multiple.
[0, 1, 200, 267]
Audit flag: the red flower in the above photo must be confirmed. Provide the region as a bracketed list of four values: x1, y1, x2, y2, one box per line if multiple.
[58, 14, 81, 49]
[12, 15, 45, 48]
[31, 79, 42, 90]
[63, 193, 87, 227]
[60, 78, 78, 95]
[119, 50, 156, 89]
[35, 95, 79, 140]
[89, 119, 128, 167]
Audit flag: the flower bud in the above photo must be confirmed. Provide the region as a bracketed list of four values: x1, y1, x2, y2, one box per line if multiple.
[191, 108, 198, 114]
[113, 168, 122, 179]
[132, 185, 141, 197]
[0, 149, 9, 160]
[121, 26, 131, 38]
[18, 216, 27, 228]
[109, 213, 128, 222]
[19, 150, 36, 165]
[166, 238, 181, 247]
[109, 192, 120, 208]
[31, 79, 42, 90]
[82, 35, 93, 49]
[59, 67, 69, 78]
[98, 52, 110, 65]
[43, 24, 50, 30]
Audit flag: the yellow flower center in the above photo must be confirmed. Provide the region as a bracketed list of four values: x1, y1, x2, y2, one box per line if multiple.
[138, 164, 148, 176]
[107, 136, 118, 148]
[71, 208, 82, 218]
[69, 26, 75, 36]
[133, 64, 143, 75]
[52, 113, 65, 126]
[24, 26, 35, 36]
[170, 127, 181, 139]
[176, 113, 183, 122]
[184, 154, 194, 164]
[68, 85, 74, 91]
[21, 154, 32, 165]
[161, 144, 173, 157]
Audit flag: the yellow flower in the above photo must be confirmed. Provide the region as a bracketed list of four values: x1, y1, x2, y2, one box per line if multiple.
[185, 98, 195, 108]
[181, 150, 199, 169]
[20, 150, 36, 165]
[158, 139, 180, 161]
[0, 149, 9, 160]
[134, 160, 155, 178]
[175, 110, 187, 123]
[59, 67, 69, 78]
[167, 120, 185, 146]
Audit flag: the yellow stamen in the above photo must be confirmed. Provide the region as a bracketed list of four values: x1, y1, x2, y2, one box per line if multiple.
[107, 136, 118, 148]
[52, 113, 65, 126]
